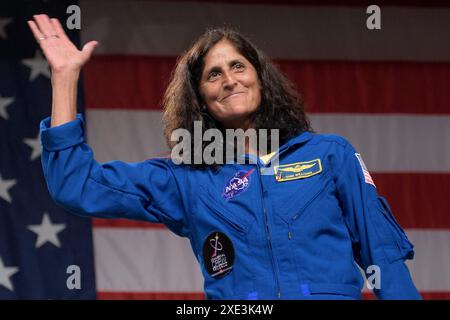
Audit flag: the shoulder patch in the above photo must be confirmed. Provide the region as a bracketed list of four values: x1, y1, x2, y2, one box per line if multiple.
[355, 153, 376, 187]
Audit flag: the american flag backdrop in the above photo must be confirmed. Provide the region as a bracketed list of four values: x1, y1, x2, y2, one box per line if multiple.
[1, 0, 449, 300]
[0, 0, 95, 299]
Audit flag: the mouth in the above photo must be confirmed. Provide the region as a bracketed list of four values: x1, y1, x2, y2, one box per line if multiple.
[219, 92, 245, 102]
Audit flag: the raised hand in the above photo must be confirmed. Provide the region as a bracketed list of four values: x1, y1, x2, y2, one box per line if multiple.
[28, 14, 98, 74]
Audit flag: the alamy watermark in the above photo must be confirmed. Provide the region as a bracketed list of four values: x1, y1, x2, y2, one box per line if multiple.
[366, 264, 381, 290]
[64, 4, 382, 31]
[170, 122, 280, 173]
[66, 5, 81, 30]
[66, 264, 81, 290]
[366, 5, 381, 30]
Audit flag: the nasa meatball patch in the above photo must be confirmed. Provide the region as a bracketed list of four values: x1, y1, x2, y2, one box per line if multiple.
[222, 169, 254, 201]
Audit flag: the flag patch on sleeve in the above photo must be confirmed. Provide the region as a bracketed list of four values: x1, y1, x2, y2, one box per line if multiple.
[355, 153, 376, 187]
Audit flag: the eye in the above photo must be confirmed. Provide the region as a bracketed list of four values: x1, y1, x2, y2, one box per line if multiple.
[207, 71, 221, 81]
[233, 62, 245, 71]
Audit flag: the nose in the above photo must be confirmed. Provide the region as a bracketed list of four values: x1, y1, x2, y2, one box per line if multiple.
[222, 70, 237, 89]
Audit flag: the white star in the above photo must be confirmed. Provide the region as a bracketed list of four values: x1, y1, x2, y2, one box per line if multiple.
[23, 133, 41, 161]
[0, 17, 13, 40]
[0, 94, 14, 120]
[0, 257, 18, 292]
[21, 50, 51, 81]
[28, 213, 66, 248]
[0, 174, 16, 204]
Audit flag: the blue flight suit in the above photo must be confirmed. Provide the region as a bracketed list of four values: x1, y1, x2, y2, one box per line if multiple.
[39, 114, 421, 300]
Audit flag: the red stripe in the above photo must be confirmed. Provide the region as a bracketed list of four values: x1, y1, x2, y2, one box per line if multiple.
[84, 56, 175, 111]
[84, 56, 450, 114]
[419, 292, 450, 300]
[279, 61, 450, 114]
[92, 219, 165, 229]
[90, 174, 450, 229]
[97, 291, 449, 300]
[373, 173, 450, 229]
[362, 292, 450, 300]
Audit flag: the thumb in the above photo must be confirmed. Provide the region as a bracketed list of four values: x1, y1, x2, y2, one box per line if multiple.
[81, 41, 99, 62]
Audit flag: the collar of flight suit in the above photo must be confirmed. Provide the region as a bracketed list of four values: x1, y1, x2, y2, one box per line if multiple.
[239, 130, 314, 167]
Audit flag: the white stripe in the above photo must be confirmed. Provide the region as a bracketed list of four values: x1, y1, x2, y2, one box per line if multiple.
[362, 230, 450, 293]
[94, 228, 450, 292]
[406, 230, 450, 292]
[86, 110, 450, 172]
[80, 0, 450, 61]
[93, 228, 203, 292]
[85, 110, 169, 163]
[310, 113, 450, 172]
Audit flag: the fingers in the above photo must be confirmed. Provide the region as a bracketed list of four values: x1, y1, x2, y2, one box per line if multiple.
[27, 20, 45, 42]
[28, 15, 68, 47]
[50, 18, 69, 41]
[33, 14, 57, 38]
[81, 41, 99, 61]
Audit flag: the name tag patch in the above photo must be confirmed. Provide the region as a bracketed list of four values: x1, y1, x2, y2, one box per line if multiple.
[274, 159, 322, 182]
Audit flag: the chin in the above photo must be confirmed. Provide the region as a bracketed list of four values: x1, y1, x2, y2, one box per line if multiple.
[229, 104, 257, 116]
[219, 109, 256, 128]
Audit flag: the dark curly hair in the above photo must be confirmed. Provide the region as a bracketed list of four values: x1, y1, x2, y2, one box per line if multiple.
[162, 27, 312, 169]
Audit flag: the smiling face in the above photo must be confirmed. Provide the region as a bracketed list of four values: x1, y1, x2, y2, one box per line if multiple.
[199, 40, 261, 129]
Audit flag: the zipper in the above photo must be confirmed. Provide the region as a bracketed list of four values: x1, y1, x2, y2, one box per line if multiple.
[258, 166, 282, 299]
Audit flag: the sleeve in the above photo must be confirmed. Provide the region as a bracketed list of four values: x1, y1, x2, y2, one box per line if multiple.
[335, 140, 421, 300]
[39, 113, 189, 237]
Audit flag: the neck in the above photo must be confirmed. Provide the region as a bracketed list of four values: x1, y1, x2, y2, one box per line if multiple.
[222, 115, 254, 131]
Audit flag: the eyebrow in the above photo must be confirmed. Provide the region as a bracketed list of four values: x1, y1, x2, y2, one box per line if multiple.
[203, 59, 245, 77]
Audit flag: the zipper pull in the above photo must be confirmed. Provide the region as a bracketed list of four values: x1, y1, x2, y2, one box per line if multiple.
[288, 230, 292, 240]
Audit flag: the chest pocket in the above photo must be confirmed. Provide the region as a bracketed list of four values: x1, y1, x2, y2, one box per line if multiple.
[272, 168, 331, 224]
[196, 185, 255, 235]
